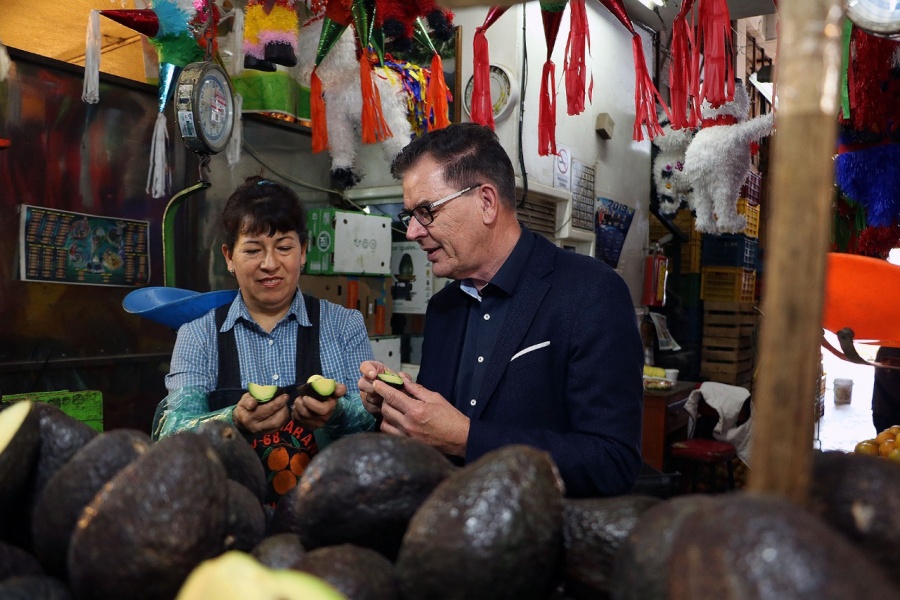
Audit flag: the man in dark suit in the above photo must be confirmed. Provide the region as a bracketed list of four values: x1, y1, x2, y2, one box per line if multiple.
[358, 123, 643, 497]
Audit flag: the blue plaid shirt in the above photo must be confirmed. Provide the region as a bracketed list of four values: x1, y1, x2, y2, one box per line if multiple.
[167, 290, 373, 393]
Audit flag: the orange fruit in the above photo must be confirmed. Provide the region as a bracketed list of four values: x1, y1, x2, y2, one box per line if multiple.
[289, 453, 310, 476]
[272, 469, 298, 496]
[855, 440, 880, 456]
[879, 439, 897, 457]
[887, 448, 900, 464]
[266, 447, 290, 471]
[875, 429, 896, 445]
[890, 425, 900, 436]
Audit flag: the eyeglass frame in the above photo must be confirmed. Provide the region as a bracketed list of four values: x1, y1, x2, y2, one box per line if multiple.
[397, 183, 483, 229]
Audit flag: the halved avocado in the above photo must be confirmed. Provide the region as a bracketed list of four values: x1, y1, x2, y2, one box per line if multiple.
[377, 372, 404, 390]
[176, 551, 345, 600]
[248, 383, 278, 403]
[296, 375, 337, 401]
[0, 401, 41, 510]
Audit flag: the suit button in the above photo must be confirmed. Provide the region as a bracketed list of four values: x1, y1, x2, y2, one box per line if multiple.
[470, 399, 477, 406]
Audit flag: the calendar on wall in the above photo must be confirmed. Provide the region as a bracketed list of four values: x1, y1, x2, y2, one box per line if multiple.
[570, 159, 595, 231]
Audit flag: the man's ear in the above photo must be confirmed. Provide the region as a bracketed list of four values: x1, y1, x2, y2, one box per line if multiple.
[478, 184, 501, 225]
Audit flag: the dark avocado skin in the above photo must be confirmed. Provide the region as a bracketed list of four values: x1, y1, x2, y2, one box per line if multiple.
[195, 421, 267, 503]
[0, 540, 44, 581]
[668, 494, 899, 599]
[32, 430, 151, 577]
[293, 543, 400, 600]
[68, 432, 229, 600]
[807, 450, 900, 588]
[562, 495, 661, 599]
[269, 432, 455, 560]
[30, 403, 99, 498]
[224, 479, 266, 552]
[396, 445, 565, 600]
[0, 575, 72, 600]
[251, 533, 306, 570]
[611, 495, 716, 600]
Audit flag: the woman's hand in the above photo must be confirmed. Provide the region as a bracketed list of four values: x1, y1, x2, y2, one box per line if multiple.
[232, 392, 290, 434]
[291, 382, 344, 430]
[358, 360, 387, 417]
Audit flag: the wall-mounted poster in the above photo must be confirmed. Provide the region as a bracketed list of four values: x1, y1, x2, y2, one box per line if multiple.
[595, 197, 635, 269]
[19, 205, 150, 287]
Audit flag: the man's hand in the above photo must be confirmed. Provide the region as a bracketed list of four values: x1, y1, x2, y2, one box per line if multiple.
[292, 382, 343, 430]
[358, 360, 387, 417]
[233, 392, 289, 434]
[372, 374, 470, 457]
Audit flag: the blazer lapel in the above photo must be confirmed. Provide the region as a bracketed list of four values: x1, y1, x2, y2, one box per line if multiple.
[472, 235, 555, 418]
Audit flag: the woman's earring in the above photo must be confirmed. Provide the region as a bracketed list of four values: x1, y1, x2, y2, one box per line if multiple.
[229, 268, 235, 277]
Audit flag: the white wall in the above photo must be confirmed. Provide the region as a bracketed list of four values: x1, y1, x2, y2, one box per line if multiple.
[450, 4, 653, 305]
[357, 4, 655, 306]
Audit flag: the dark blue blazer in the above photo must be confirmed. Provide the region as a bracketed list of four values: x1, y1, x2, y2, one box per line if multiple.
[417, 231, 644, 497]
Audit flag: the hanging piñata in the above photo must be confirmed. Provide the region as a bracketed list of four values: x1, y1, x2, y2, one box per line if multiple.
[470, 6, 511, 130]
[85, 1, 209, 198]
[537, 1, 565, 156]
[242, 0, 301, 71]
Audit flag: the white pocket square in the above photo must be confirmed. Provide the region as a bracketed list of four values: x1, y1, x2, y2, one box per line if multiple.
[510, 341, 550, 362]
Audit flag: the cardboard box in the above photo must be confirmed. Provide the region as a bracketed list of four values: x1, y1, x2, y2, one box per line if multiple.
[301, 275, 391, 337]
[370, 336, 402, 372]
[3, 390, 103, 432]
[307, 209, 392, 275]
[390, 242, 433, 314]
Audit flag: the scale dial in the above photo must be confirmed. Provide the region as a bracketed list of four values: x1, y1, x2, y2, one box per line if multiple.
[463, 64, 518, 123]
[175, 62, 235, 155]
[847, 0, 900, 37]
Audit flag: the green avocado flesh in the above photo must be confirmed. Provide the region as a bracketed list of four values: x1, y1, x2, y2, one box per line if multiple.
[298, 376, 336, 400]
[377, 372, 404, 388]
[248, 383, 278, 402]
[176, 551, 345, 599]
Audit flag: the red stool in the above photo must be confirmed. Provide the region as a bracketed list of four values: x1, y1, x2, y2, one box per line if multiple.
[670, 438, 737, 493]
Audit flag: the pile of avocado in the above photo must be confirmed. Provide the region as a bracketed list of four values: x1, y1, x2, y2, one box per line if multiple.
[2, 399, 900, 599]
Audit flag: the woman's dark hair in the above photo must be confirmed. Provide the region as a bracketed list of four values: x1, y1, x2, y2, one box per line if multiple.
[390, 123, 516, 209]
[221, 176, 307, 251]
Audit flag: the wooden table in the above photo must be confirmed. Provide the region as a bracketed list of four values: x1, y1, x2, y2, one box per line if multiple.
[641, 380, 697, 471]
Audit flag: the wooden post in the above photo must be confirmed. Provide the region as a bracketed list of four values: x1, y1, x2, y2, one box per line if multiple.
[747, 0, 844, 503]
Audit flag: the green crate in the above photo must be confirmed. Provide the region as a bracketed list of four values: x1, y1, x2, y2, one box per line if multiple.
[680, 273, 702, 307]
[2, 390, 103, 432]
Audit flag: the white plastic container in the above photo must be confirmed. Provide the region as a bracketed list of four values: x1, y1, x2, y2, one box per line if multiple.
[665, 369, 680, 383]
[833, 378, 853, 405]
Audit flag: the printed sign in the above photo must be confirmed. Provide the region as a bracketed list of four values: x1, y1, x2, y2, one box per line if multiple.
[19, 205, 150, 287]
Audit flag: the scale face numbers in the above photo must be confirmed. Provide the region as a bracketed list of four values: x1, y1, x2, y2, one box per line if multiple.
[175, 62, 235, 155]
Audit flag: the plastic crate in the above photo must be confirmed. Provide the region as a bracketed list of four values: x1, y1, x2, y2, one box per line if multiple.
[702, 234, 758, 269]
[701, 267, 757, 302]
[680, 273, 702, 308]
[649, 214, 670, 243]
[673, 210, 702, 242]
[681, 239, 702, 273]
[737, 198, 760, 238]
[740, 171, 762, 206]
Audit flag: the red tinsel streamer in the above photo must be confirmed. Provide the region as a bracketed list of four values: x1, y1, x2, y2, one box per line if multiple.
[847, 27, 900, 134]
[631, 36, 668, 141]
[595, 0, 671, 141]
[470, 7, 510, 129]
[668, 0, 698, 129]
[359, 50, 392, 144]
[471, 27, 494, 129]
[857, 225, 900, 259]
[697, 0, 734, 108]
[310, 69, 328, 153]
[538, 60, 557, 156]
[426, 53, 451, 130]
[564, 0, 591, 116]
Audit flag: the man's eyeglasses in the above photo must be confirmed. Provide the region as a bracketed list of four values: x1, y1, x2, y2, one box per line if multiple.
[397, 184, 482, 229]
